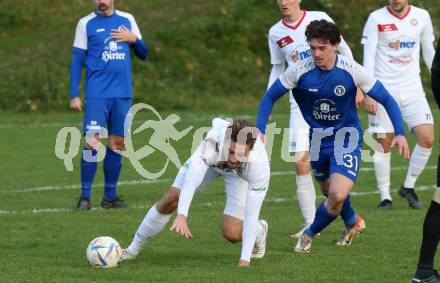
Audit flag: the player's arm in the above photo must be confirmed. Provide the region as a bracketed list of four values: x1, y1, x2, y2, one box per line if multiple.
[171, 142, 213, 238]
[360, 14, 380, 114]
[257, 65, 297, 134]
[239, 163, 270, 266]
[355, 64, 410, 159]
[431, 40, 440, 109]
[70, 20, 88, 112]
[111, 15, 148, 60]
[267, 30, 286, 89]
[420, 11, 435, 70]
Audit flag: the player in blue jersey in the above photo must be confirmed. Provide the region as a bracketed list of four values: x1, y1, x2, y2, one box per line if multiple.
[69, 0, 148, 210]
[256, 20, 410, 252]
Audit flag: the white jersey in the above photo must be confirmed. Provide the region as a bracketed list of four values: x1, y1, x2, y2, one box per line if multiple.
[361, 5, 435, 88]
[268, 11, 353, 105]
[176, 118, 270, 262]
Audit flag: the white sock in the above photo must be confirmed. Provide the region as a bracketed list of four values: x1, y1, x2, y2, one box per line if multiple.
[127, 205, 172, 255]
[296, 174, 316, 225]
[374, 151, 392, 201]
[255, 221, 264, 242]
[404, 144, 432, 189]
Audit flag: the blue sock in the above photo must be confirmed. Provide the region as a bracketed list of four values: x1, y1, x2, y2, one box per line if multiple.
[81, 148, 98, 200]
[340, 195, 356, 227]
[103, 148, 122, 202]
[306, 202, 338, 236]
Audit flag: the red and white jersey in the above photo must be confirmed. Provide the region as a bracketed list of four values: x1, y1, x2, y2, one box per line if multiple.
[361, 5, 435, 87]
[268, 11, 353, 106]
[268, 11, 353, 67]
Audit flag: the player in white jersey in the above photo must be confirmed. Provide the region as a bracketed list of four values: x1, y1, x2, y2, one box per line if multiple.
[268, 0, 361, 238]
[361, 0, 436, 210]
[120, 118, 271, 267]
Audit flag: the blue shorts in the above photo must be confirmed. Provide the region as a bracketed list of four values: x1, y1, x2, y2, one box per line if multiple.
[310, 146, 362, 183]
[83, 97, 132, 137]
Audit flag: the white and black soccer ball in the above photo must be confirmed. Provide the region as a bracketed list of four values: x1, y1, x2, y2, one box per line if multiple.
[86, 236, 122, 268]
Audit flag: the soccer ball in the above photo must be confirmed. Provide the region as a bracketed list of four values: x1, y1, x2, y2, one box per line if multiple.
[86, 236, 122, 268]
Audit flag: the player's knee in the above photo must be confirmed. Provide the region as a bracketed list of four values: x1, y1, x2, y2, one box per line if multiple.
[108, 139, 125, 150]
[418, 135, 435, 149]
[84, 134, 102, 149]
[221, 226, 241, 243]
[294, 157, 311, 175]
[327, 193, 345, 211]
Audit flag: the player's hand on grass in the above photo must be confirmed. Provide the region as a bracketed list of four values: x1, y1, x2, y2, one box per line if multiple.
[355, 88, 364, 110]
[170, 214, 193, 239]
[70, 97, 82, 112]
[238, 259, 250, 267]
[110, 25, 137, 44]
[363, 95, 378, 114]
[390, 135, 410, 160]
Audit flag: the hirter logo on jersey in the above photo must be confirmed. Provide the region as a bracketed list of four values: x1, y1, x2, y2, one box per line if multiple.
[277, 36, 294, 48]
[378, 24, 398, 32]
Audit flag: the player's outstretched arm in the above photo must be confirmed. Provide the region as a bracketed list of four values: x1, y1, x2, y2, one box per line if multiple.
[256, 79, 289, 134]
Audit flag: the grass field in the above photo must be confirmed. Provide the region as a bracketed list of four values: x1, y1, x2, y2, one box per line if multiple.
[1, 106, 439, 282]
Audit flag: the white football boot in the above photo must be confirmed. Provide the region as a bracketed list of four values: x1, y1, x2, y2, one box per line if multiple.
[251, 220, 269, 259]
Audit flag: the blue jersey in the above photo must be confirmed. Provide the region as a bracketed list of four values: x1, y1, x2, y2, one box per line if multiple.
[257, 54, 405, 147]
[71, 10, 143, 98]
[283, 55, 365, 147]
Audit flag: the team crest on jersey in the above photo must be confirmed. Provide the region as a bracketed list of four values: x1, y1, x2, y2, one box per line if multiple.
[334, 85, 346, 96]
[410, 18, 418, 26]
[313, 99, 340, 121]
[378, 24, 398, 32]
[277, 36, 294, 48]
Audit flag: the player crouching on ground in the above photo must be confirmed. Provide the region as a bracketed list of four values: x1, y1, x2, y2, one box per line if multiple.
[256, 20, 410, 253]
[121, 118, 270, 267]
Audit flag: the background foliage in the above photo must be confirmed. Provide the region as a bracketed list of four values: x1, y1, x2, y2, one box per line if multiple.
[0, 0, 439, 112]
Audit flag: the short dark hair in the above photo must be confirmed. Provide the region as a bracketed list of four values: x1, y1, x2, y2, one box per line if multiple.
[227, 119, 258, 150]
[305, 19, 341, 45]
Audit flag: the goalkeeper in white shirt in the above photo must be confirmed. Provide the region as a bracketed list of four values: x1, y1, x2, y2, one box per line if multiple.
[121, 118, 271, 267]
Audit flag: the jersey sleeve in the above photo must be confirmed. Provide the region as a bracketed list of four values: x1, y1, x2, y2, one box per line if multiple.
[268, 30, 284, 65]
[351, 60, 377, 93]
[421, 10, 435, 43]
[176, 144, 210, 217]
[240, 159, 270, 262]
[361, 14, 378, 75]
[127, 14, 142, 39]
[279, 64, 299, 89]
[73, 19, 88, 50]
[420, 10, 435, 70]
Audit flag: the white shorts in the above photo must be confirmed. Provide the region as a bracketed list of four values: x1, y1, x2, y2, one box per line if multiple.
[172, 160, 248, 220]
[288, 96, 310, 153]
[368, 84, 434, 134]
